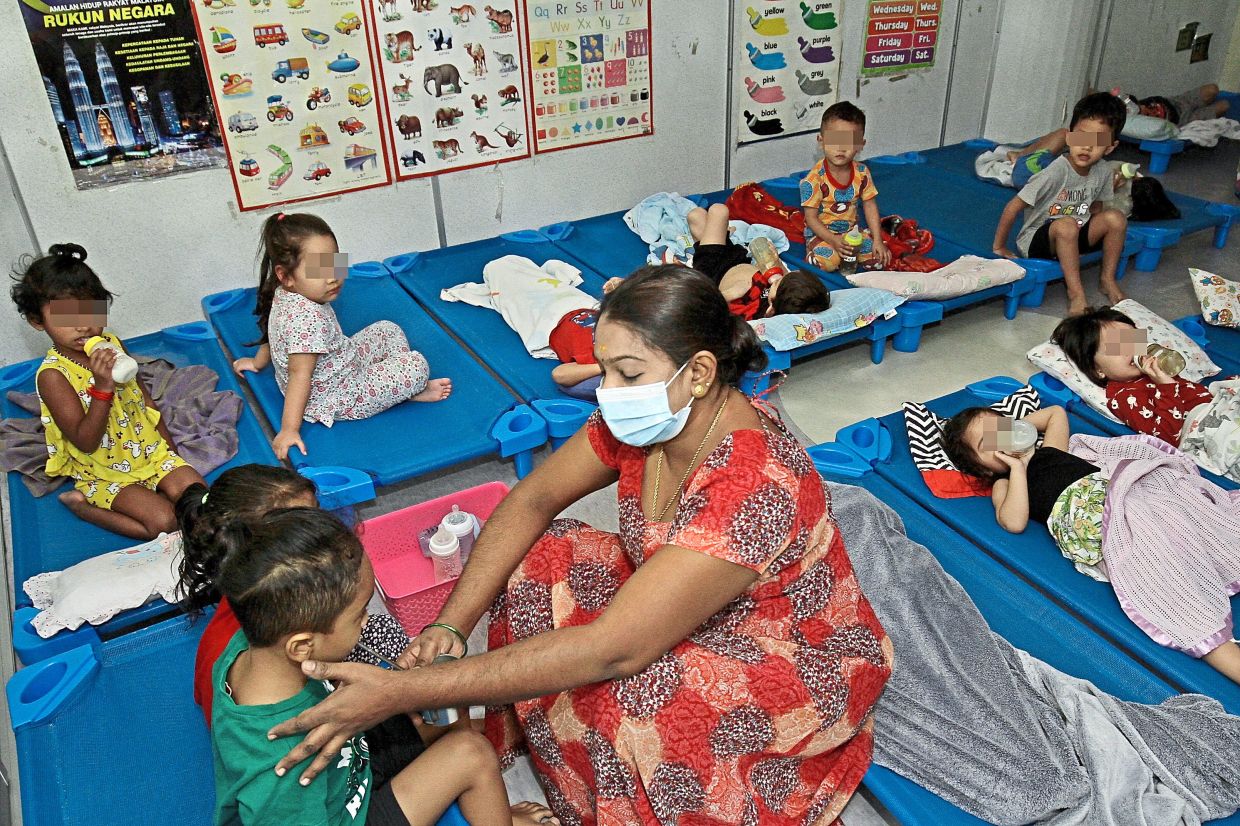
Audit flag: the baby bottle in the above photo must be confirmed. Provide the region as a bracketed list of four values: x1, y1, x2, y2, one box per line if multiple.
[1143, 343, 1186, 377]
[747, 236, 785, 276]
[1119, 162, 1139, 180]
[84, 336, 139, 384]
[429, 526, 463, 584]
[419, 653, 462, 726]
[1003, 418, 1039, 455]
[840, 226, 865, 275]
[440, 505, 477, 563]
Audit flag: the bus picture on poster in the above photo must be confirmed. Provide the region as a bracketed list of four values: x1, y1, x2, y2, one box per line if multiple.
[368, 1, 531, 179]
[189, 0, 393, 211]
[19, 0, 226, 189]
[525, 0, 653, 154]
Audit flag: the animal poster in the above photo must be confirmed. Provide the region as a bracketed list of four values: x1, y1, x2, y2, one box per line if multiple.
[524, 0, 653, 154]
[734, 0, 841, 145]
[18, 0, 226, 190]
[370, 1, 531, 179]
[188, 0, 393, 211]
[859, 0, 940, 77]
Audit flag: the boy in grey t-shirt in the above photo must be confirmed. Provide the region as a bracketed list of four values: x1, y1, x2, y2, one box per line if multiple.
[993, 93, 1129, 316]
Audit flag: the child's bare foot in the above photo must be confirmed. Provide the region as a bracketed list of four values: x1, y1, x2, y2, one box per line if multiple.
[58, 490, 89, 515]
[511, 801, 560, 825]
[1100, 283, 1127, 305]
[413, 378, 452, 403]
[1066, 298, 1088, 317]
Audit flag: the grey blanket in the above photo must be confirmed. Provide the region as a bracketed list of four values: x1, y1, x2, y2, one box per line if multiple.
[0, 359, 243, 496]
[828, 481, 1240, 825]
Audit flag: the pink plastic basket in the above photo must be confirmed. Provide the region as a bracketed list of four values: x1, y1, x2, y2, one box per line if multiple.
[362, 481, 511, 637]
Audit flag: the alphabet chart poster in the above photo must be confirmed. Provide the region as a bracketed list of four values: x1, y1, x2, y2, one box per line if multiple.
[733, 0, 841, 145]
[189, 0, 393, 210]
[368, 1, 531, 180]
[524, 0, 653, 154]
[860, 0, 940, 76]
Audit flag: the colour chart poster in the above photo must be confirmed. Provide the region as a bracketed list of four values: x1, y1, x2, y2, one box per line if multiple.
[524, 0, 653, 154]
[189, 0, 393, 211]
[20, 0, 225, 190]
[859, 0, 940, 77]
[370, 1, 531, 179]
[734, 0, 841, 145]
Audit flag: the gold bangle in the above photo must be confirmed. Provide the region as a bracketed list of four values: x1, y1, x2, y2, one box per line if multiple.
[422, 622, 469, 656]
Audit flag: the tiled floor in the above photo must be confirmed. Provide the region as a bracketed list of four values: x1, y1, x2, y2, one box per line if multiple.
[304, 139, 1240, 826]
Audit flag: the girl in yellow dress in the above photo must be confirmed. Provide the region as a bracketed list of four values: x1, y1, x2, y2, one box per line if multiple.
[12, 244, 205, 539]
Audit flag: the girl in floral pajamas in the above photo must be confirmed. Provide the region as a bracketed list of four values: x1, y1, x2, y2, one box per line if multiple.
[234, 213, 452, 459]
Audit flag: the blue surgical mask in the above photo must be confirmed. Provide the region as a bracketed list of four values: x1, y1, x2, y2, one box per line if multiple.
[596, 362, 694, 447]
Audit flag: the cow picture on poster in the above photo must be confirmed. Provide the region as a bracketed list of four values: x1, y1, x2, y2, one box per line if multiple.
[370, 0, 531, 178]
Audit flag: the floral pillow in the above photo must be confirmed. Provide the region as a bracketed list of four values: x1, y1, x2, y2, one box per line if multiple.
[750, 287, 905, 352]
[846, 256, 1025, 299]
[1190, 268, 1240, 328]
[1027, 299, 1221, 419]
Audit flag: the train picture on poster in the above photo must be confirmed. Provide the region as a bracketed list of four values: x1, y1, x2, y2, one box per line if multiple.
[370, 0, 531, 178]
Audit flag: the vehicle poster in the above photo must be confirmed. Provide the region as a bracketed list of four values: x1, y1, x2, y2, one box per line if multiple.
[189, 0, 393, 210]
[524, 0, 652, 154]
[19, 0, 226, 189]
[370, 2, 531, 179]
[734, 0, 841, 145]
[859, 0, 940, 77]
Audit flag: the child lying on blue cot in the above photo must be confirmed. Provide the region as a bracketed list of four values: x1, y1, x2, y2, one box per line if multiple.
[942, 405, 1240, 686]
[233, 213, 453, 460]
[210, 506, 559, 826]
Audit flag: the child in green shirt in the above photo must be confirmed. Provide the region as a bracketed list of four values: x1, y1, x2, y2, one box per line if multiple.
[210, 507, 560, 826]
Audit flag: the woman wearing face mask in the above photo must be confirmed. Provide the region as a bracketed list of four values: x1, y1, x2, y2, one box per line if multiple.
[266, 265, 893, 825]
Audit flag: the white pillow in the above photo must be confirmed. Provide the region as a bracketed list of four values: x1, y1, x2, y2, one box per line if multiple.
[846, 256, 1025, 299]
[1121, 114, 1180, 141]
[1027, 299, 1222, 419]
[23, 533, 184, 638]
[1190, 268, 1240, 328]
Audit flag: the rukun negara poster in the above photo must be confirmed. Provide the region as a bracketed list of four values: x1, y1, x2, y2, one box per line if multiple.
[19, 0, 226, 189]
[734, 0, 841, 145]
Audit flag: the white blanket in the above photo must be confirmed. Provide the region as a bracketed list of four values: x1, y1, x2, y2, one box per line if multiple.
[440, 256, 598, 358]
[1176, 118, 1240, 147]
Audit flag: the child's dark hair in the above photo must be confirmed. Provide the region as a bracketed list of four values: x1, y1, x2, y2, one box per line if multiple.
[772, 270, 830, 316]
[821, 101, 865, 130]
[942, 408, 1002, 481]
[251, 212, 336, 345]
[176, 464, 317, 613]
[1069, 92, 1126, 143]
[600, 264, 767, 385]
[217, 508, 364, 648]
[1050, 307, 1136, 387]
[10, 244, 114, 323]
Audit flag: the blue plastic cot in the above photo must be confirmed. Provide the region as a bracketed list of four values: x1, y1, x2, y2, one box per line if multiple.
[383, 231, 609, 411]
[1026, 371, 1238, 491]
[908, 138, 1240, 272]
[201, 263, 547, 485]
[810, 465, 1240, 825]
[1175, 315, 1240, 367]
[0, 322, 278, 608]
[6, 608, 470, 826]
[536, 205, 934, 373]
[814, 376, 1240, 715]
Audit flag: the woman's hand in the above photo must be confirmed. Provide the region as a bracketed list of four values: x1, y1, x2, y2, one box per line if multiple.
[88, 348, 117, 393]
[398, 624, 468, 669]
[268, 660, 406, 785]
[272, 428, 306, 460]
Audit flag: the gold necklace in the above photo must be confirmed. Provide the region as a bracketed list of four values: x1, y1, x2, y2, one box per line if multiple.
[652, 393, 729, 523]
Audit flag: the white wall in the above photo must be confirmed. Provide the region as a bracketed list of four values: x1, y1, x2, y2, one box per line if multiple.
[1224, 9, 1240, 90]
[0, 136, 43, 365]
[984, 0, 1107, 143]
[1096, 0, 1238, 96]
[728, 0, 989, 185]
